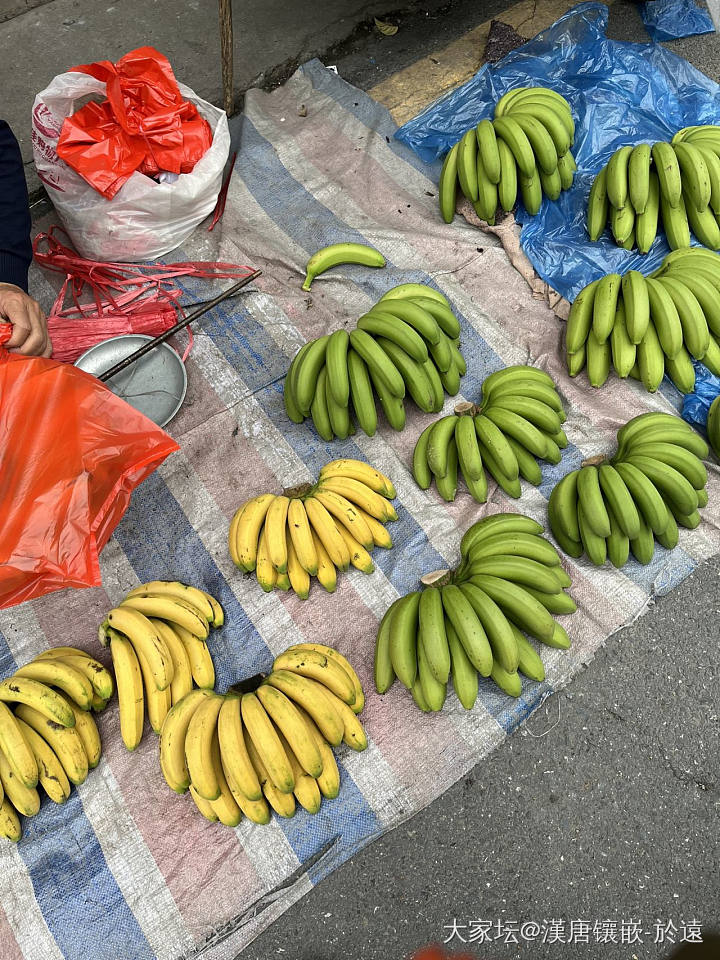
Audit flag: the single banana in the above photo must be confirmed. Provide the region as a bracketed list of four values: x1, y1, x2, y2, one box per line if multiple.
[108, 630, 144, 751]
[606, 145, 633, 209]
[598, 463, 641, 538]
[272, 648, 356, 705]
[673, 142, 711, 211]
[264, 495, 290, 574]
[0, 748, 40, 818]
[465, 575, 555, 642]
[645, 277, 683, 356]
[15, 718, 70, 804]
[189, 784, 218, 822]
[457, 126, 479, 201]
[159, 688, 215, 794]
[287, 498, 319, 576]
[311, 530, 337, 593]
[14, 655, 92, 712]
[656, 275, 710, 359]
[317, 688, 368, 751]
[653, 141, 683, 208]
[474, 414, 520, 480]
[374, 598, 401, 694]
[445, 619, 478, 710]
[325, 329, 351, 407]
[294, 336, 329, 415]
[438, 142, 459, 223]
[302, 243, 385, 291]
[548, 470, 581, 544]
[303, 497, 351, 571]
[59, 695, 101, 768]
[577, 501, 607, 565]
[255, 685, 323, 778]
[519, 165, 542, 216]
[576, 465, 612, 538]
[0, 701, 38, 788]
[664, 345, 696, 393]
[185, 693, 224, 800]
[0, 676, 75, 728]
[347, 349, 378, 436]
[636, 319, 665, 392]
[497, 138, 518, 212]
[458, 582, 519, 672]
[610, 203, 635, 245]
[378, 283, 450, 307]
[15, 703, 88, 785]
[233, 493, 277, 572]
[660, 191, 691, 250]
[105, 606, 174, 690]
[476, 118, 501, 183]
[286, 534, 311, 599]
[621, 270, 650, 344]
[628, 142, 651, 213]
[611, 302, 637, 377]
[683, 191, 720, 248]
[418, 586, 451, 684]
[635, 169, 660, 254]
[348, 329, 405, 398]
[335, 523, 375, 573]
[557, 150, 576, 190]
[587, 167, 609, 241]
[208, 735, 243, 827]
[388, 592, 420, 689]
[135, 646, 171, 735]
[441, 585, 492, 676]
[174, 623, 215, 689]
[265, 669, 344, 745]
[417, 633, 447, 712]
[293, 704, 340, 799]
[492, 116, 538, 177]
[124, 581, 214, 623]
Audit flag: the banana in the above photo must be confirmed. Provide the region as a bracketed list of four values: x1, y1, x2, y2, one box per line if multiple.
[629, 516, 655, 565]
[606, 504, 630, 568]
[500, 438, 537, 488]
[13, 659, 93, 712]
[302, 243, 385, 291]
[294, 704, 340, 799]
[32, 649, 114, 701]
[355, 507, 392, 550]
[483, 407, 550, 459]
[265, 670, 344, 745]
[324, 368, 352, 440]
[668, 503, 701, 528]
[466, 531, 560, 567]
[253, 526, 276, 593]
[325, 329, 351, 407]
[457, 126, 479, 201]
[460, 513, 543, 556]
[512, 627, 545, 682]
[379, 283, 450, 307]
[684, 193, 720, 249]
[611, 302, 637, 377]
[216, 695, 264, 802]
[348, 329, 405, 398]
[576, 465, 612, 538]
[490, 662, 522, 697]
[493, 116, 536, 177]
[466, 575, 555, 642]
[636, 170, 660, 253]
[284, 344, 310, 423]
[438, 142, 459, 222]
[159, 688, 214, 794]
[587, 167, 609, 241]
[287, 498, 319, 576]
[628, 143, 651, 213]
[548, 469, 581, 543]
[407, 296, 461, 339]
[488, 395, 561, 435]
[125, 581, 214, 623]
[15, 703, 88, 785]
[423, 416, 456, 479]
[201, 591, 224, 628]
[708, 395, 720, 456]
[0, 748, 39, 817]
[656, 275, 709, 358]
[512, 104, 571, 158]
[59, 695, 101, 768]
[273, 648, 356, 706]
[539, 165, 562, 201]
[606, 145, 633, 209]
[418, 586, 451, 683]
[389, 592, 420, 688]
[303, 497, 351, 571]
[291, 647, 361, 716]
[610, 203, 635, 245]
[458, 582, 519, 671]
[434, 436, 458, 502]
[613, 460, 678, 534]
[484, 374, 564, 411]
[694, 144, 720, 214]
[524, 585, 577, 614]
[184, 693, 225, 800]
[674, 142, 711, 211]
[417, 633, 447, 712]
[497, 138, 518, 211]
[566, 278, 599, 353]
[276, 730, 321, 814]
[320, 459, 396, 498]
[637, 319, 665, 392]
[476, 438, 521, 497]
[445, 620, 478, 709]
[598, 463, 641, 538]
[441, 584, 492, 675]
[661, 269, 720, 336]
[482, 364, 554, 394]
[228, 501, 248, 569]
[106, 607, 175, 693]
[464, 555, 561, 596]
[476, 118, 501, 182]
[294, 335, 330, 415]
[645, 276, 683, 356]
[577, 500, 607, 565]
[135, 645, 171, 735]
[189, 784, 219, 822]
[174, 623, 215, 689]
[359, 313, 428, 364]
[660, 191, 691, 250]
[334, 524, 375, 573]
[347, 349, 378, 436]
[625, 455, 698, 516]
[0, 702, 37, 788]
[256, 685, 322, 778]
[655, 508, 680, 550]
[619, 270, 649, 344]
[372, 300, 442, 345]
[318, 689, 368, 751]
[286, 534, 310, 599]
[231, 493, 274, 573]
[207, 735, 243, 826]
[629, 443, 706, 491]
[107, 630, 144, 751]
[585, 330, 611, 387]
[375, 337, 435, 412]
[473, 153, 498, 225]
[438, 356, 461, 397]
[311, 530, 337, 593]
[374, 597, 402, 694]
[653, 141, 683, 207]
[616, 410, 699, 451]
[244, 736, 295, 817]
[702, 334, 720, 376]
[519, 165, 542, 216]
[15, 718, 70, 804]
[557, 151, 576, 190]
[0, 676, 75, 728]
[263, 495, 290, 574]
[665, 345, 696, 393]
[0, 797, 21, 842]
[510, 112, 558, 174]
[455, 414, 484, 482]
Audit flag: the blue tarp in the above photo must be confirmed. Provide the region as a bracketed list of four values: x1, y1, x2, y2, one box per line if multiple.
[642, 0, 714, 43]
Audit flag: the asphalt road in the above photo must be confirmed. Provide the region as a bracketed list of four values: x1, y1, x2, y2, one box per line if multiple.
[244, 3, 720, 958]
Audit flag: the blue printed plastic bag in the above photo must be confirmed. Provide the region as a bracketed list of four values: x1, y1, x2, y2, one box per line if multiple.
[642, 0, 714, 43]
[395, 2, 720, 302]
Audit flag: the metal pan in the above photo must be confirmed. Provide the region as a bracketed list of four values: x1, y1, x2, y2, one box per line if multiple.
[75, 334, 187, 428]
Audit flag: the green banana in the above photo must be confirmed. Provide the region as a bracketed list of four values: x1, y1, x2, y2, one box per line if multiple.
[598, 462, 641, 538]
[349, 328, 406, 397]
[438, 142, 459, 223]
[576, 465, 612, 538]
[347, 348, 378, 436]
[497, 138, 518, 212]
[519, 165, 543, 216]
[606, 145, 633, 209]
[427, 415, 460, 478]
[441, 585, 492, 675]
[457, 127, 479, 202]
[325, 328, 351, 407]
[621, 271, 650, 345]
[418, 587, 451, 683]
[611, 302, 637, 377]
[637, 319, 665, 392]
[302, 243, 386, 290]
[652, 141, 683, 208]
[636, 170, 660, 254]
[458, 583, 519, 672]
[587, 167, 609, 241]
[628, 143, 651, 214]
[510, 113, 559, 175]
[294, 335, 330, 414]
[435, 438, 459, 502]
[476, 118, 501, 183]
[593, 273, 622, 342]
[566, 279, 599, 354]
[645, 277, 683, 356]
[446, 620, 478, 709]
[412, 421, 435, 490]
[389, 592, 421, 689]
[673, 142, 711, 211]
[310, 366, 334, 441]
[376, 338, 434, 412]
[586, 330, 611, 388]
[455, 413, 484, 482]
[493, 116, 537, 177]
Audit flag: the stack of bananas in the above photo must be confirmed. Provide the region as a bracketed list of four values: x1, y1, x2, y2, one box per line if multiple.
[588, 127, 720, 252]
[284, 283, 465, 438]
[0, 646, 112, 842]
[159, 643, 367, 825]
[566, 248, 720, 392]
[413, 366, 567, 502]
[374, 514, 576, 711]
[438, 86, 576, 224]
[99, 581, 223, 751]
[548, 412, 709, 567]
[229, 460, 397, 597]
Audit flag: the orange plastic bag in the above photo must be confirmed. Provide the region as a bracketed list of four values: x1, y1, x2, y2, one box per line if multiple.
[0, 323, 179, 608]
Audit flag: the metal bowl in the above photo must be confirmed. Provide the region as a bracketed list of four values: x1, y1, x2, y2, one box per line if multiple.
[75, 334, 187, 428]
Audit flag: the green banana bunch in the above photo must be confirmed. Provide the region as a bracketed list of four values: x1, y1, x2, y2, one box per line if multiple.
[438, 87, 576, 224]
[565, 248, 720, 393]
[588, 127, 720, 253]
[548, 412, 709, 567]
[284, 283, 466, 438]
[412, 365, 567, 503]
[374, 512, 576, 711]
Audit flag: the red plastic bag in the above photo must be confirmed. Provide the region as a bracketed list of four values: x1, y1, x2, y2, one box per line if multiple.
[0, 323, 179, 608]
[56, 46, 212, 199]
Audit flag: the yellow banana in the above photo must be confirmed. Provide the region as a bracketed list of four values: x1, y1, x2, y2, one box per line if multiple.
[150, 619, 193, 706]
[319, 459, 396, 498]
[264, 670, 345, 746]
[303, 497, 351, 571]
[245, 735, 296, 818]
[229, 783, 272, 824]
[159, 688, 214, 794]
[32, 649, 114, 701]
[124, 581, 214, 623]
[14, 659, 94, 712]
[228, 501, 247, 569]
[316, 476, 396, 521]
[135, 646, 172, 735]
[286, 534, 311, 600]
[121, 595, 209, 641]
[200, 590, 224, 628]
[289, 642, 365, 714]
[185, 694, 224, 800]
[255, 526, 277, 593]
[277, 730, 321, 814]
[264, 495, 290, 573]
[319, 689, 368, 752]
[272, 648, 356, 706]
[15, 718, 71, 804]
[355, 507, 392, 549]
[189, 785, 219, 822]
[108, 629, 145, 751]
[208, 736, 242, 827]
[335, 518, 377, 571]
[311, 530, 337, 593]
[173, 624, 215, 689]
[105, 606, 174, 690]
[0, 748, 40, 818]
[240, 692, 294, 794]
[255, 685, 323, 778]
[235, 493, 276, 572]
[59, 695, 101, 768]
[294, 704, 340, 799]
[287, 499, 319, 575]
[312, 489, 374, 550]
[14, 704, 88, 785]
[0, 798, 21, 842]
[0, 676, 75, 728]
[217, 695, 263, 801]
[0, 701, 38, 788]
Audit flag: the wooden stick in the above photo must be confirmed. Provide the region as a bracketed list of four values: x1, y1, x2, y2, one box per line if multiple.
[218, 0, 234, 115]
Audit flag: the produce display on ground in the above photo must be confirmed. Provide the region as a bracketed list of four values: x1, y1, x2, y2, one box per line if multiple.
[374, 513, 575, 711]
[565, 247, 720, 391]
[439, 86, 576, 224]
[228, 460, 397, 597]
[588, 126, 720, 252]
[548, 413, 709, 567]
[284, 283, 465, 438]
[413, 365, 567, 502]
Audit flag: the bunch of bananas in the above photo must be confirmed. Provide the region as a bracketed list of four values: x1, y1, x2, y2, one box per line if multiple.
[374, 513, 576, 711]
[285, 283, 465, 439]
[229, 460, 397, 597]
[98, 581, 223, 752]
[413, 366, 567, 502]
[159, 643, 367, 825]
[0, 645, 111, 841]
[438, 86, 576, 224]
[566, 248, 720, 392]
[588, 126, 720, 252]
[549, 412, 709, 567]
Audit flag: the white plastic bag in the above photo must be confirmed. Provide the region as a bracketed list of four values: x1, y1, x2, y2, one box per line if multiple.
[31, 74, 230, 262]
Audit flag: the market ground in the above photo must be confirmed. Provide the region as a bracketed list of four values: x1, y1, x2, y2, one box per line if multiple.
[5, 0, 720, 958]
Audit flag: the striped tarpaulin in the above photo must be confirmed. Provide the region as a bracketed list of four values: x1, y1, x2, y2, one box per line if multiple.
[2, 59, 719, 959]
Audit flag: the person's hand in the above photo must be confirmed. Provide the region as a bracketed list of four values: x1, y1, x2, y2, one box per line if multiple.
[0, 283, 51, 357]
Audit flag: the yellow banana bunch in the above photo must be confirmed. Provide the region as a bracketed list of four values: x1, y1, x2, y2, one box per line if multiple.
[438, 87, 576, 225]
[412, 366, 567, 503]
[97, 582, 224, 752]
[0, 645, 109, 842]
[158, 643, 366, 826]
[284, 283, 466, 438]
[228, 459, 397, 599]
[565, 248, 720, 393]
[549, 412, 709, 568]
[375, 513, 576, 712]
[588, 127, 720, 253]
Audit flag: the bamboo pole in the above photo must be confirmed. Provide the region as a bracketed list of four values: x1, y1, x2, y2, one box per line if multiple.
[218, 0, 234, 115]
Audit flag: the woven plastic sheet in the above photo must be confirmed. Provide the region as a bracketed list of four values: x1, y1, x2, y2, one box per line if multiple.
[395, 2, 720, 301]
[641, 0, 714, 42]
